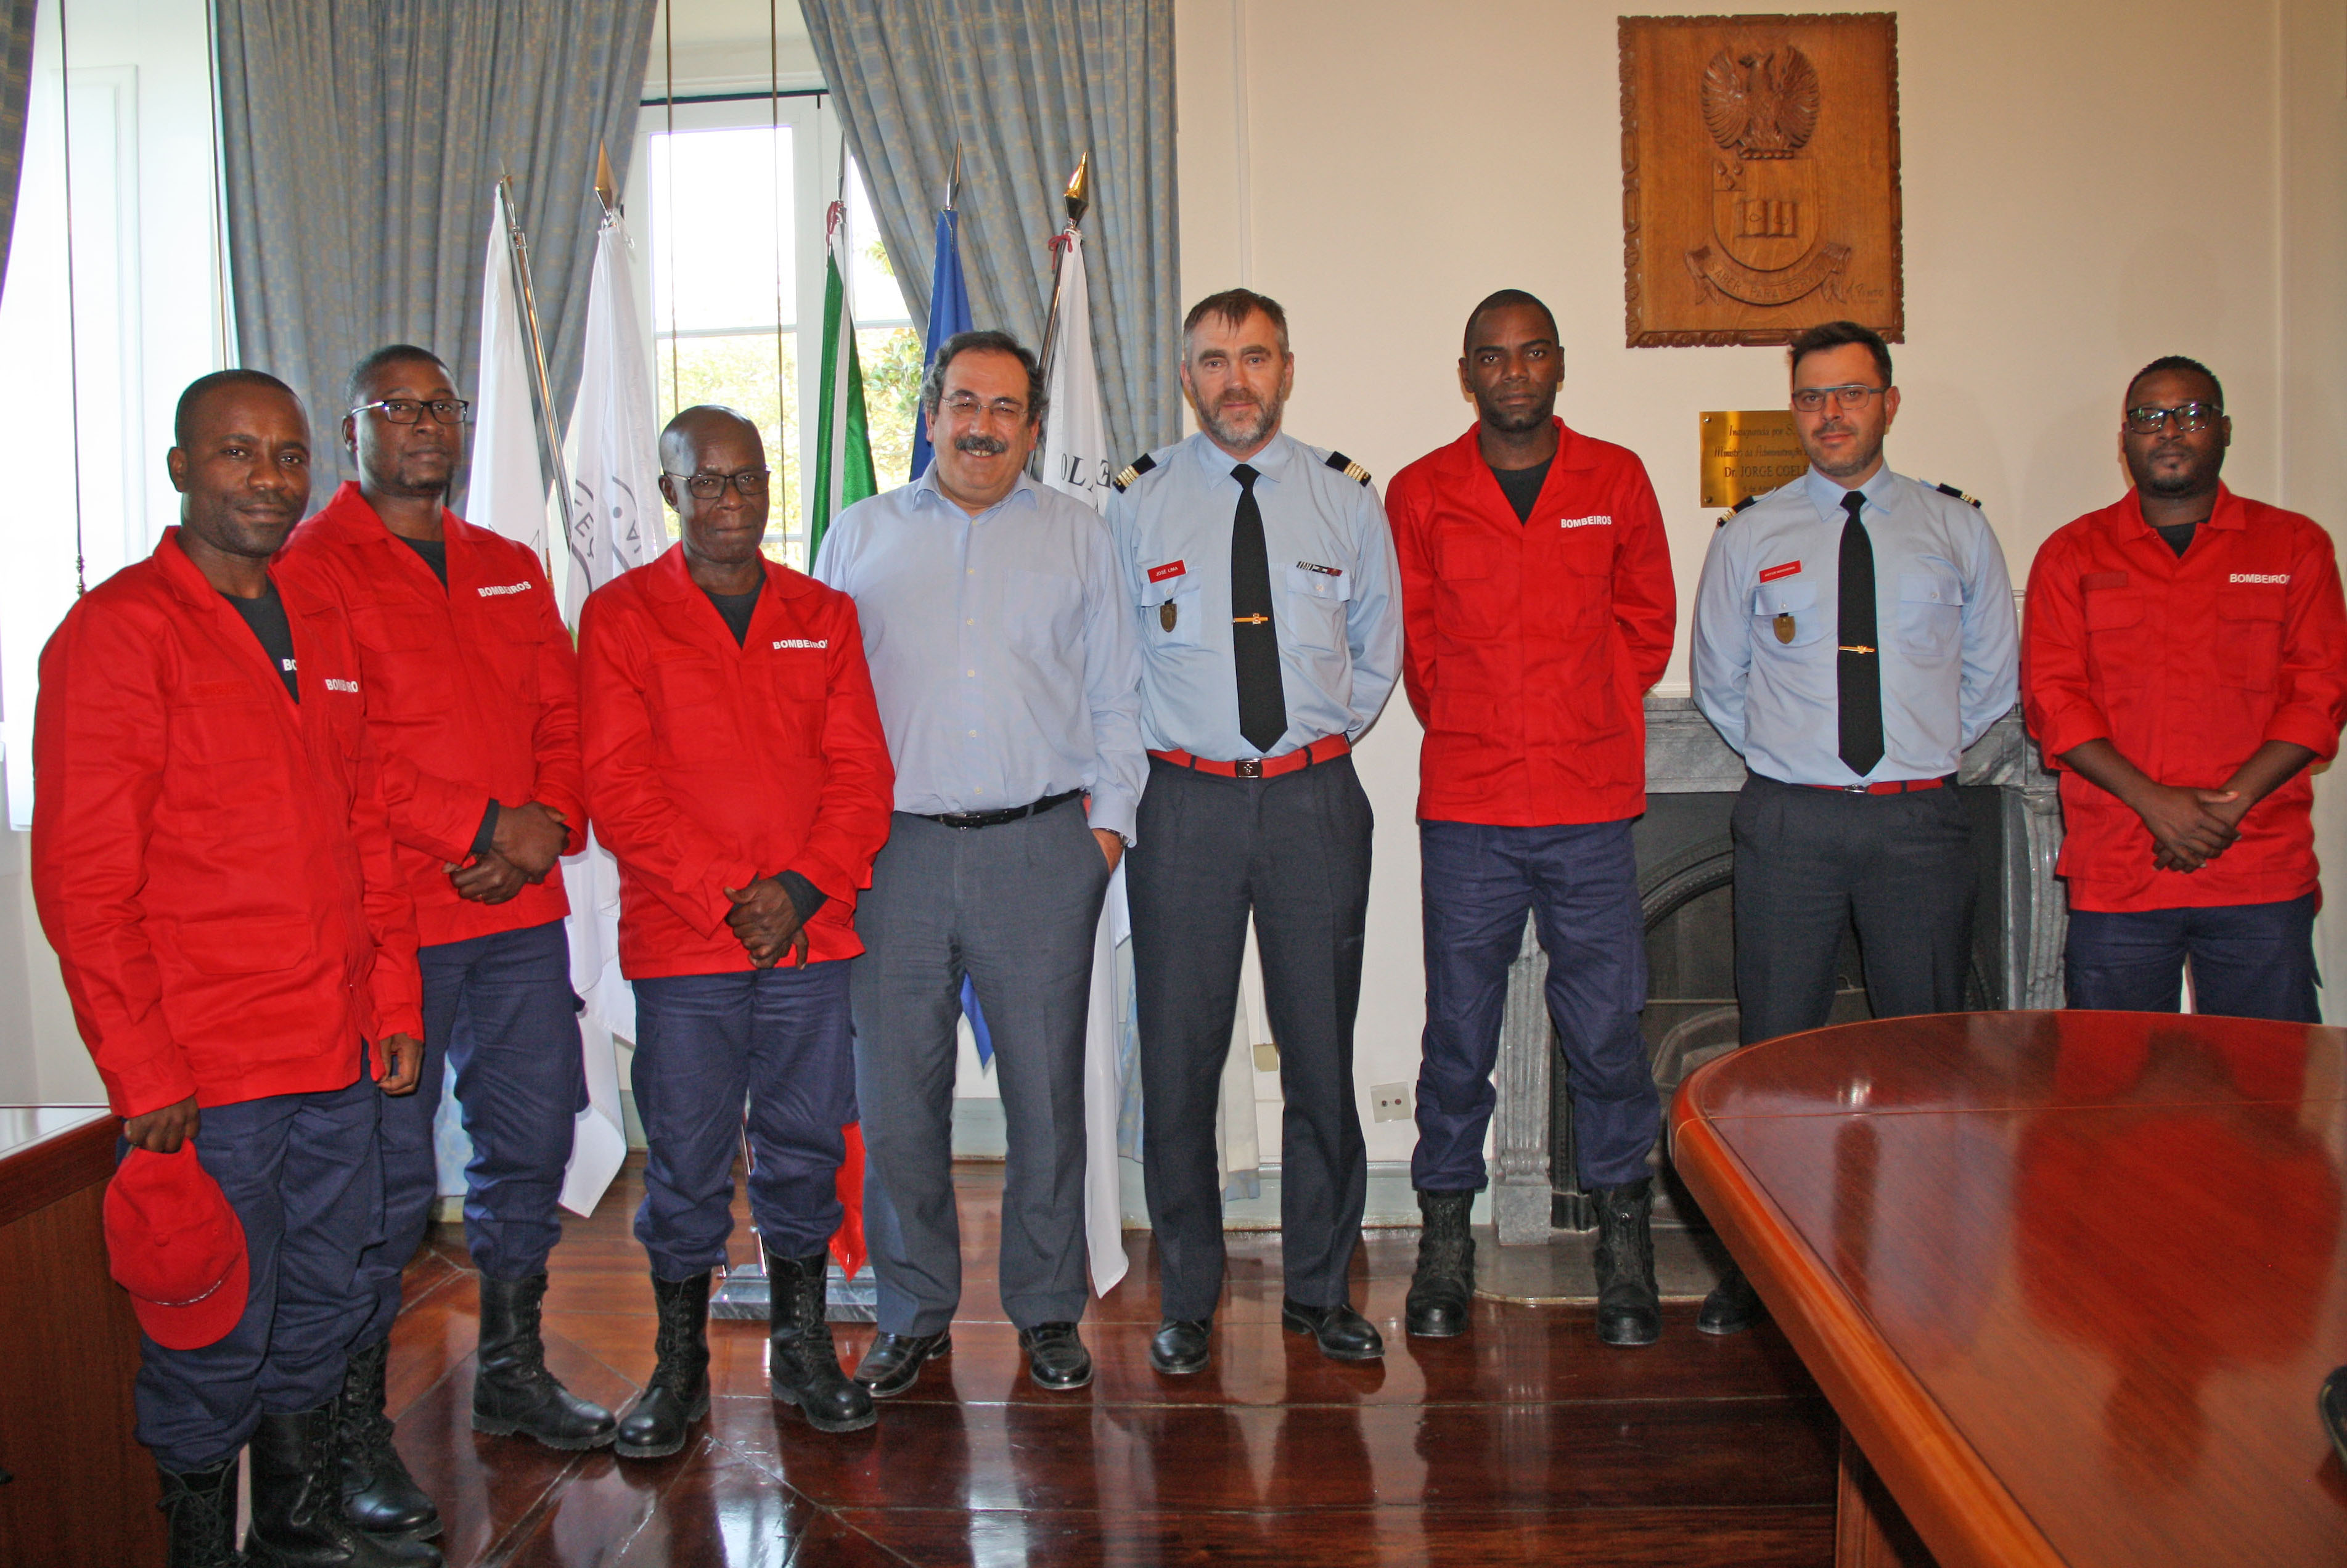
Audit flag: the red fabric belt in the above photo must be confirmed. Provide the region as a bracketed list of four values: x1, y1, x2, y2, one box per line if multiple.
[1801, 775, 1951, 796]
[1149, 733, 1351, 780]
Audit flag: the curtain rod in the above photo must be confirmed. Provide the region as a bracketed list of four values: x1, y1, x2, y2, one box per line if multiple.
[639, 87, 827, 108]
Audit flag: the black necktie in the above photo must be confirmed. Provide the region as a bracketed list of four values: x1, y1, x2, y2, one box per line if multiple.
[1229, 463, 1287, 753]
[1837, 489, 1884, 777]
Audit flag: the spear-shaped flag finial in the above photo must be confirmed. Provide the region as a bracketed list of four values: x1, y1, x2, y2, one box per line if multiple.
[945, 142, 962, 213]
[1064, 150, 1091, 228]
[594, 140, 618, 214]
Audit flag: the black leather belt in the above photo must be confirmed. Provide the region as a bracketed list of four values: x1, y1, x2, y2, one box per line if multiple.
[920, 789, 1082, 831]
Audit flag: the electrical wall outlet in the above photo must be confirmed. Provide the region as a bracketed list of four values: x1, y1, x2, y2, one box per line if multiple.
[1253, 1042, 1280, 1073]
[1370, 1082, 1412, 1123]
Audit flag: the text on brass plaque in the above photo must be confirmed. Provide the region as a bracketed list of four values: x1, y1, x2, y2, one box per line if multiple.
[1699, 410, 1804, 508]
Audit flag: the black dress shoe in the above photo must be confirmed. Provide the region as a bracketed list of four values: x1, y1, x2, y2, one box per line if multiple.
[1698, 1265, 1763, 1336]
[1018, 1321, 1094, 1389]
[1149, 1319, 1212, 1375]
[852, 1330, 951, 1399]
[2322, 1366, 2347, 1469]
[1280, 1297, 1384, 1362]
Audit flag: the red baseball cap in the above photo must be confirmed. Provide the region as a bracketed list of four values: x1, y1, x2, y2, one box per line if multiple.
[105, 1145, 249, 1350]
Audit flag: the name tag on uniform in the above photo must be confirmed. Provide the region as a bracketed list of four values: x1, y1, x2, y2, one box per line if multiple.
[1147, 560, 1186, 583]
[2231, 573, 2289, 584]
[1559, 516, 1611, 530]
[478, 582, 531, 597]
[1759, 560, 1802, 582]
[772, 639, 827, 650]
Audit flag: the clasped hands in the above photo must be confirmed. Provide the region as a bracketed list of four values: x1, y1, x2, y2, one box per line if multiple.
[445, 800, 570, 904]
[2132, 782, 2246, 874]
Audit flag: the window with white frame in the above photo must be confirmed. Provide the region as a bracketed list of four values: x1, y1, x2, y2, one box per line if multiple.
[628, 90, 915, 571]
[0, 0, 228, 830]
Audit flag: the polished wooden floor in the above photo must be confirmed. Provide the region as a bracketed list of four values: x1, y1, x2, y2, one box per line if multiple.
[387, 1158, 1838, 1565]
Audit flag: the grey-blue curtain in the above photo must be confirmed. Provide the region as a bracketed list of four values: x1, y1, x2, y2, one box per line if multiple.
[214, 0, 660, 487]
[0, 0, 38, 297]
[800, 0, 1181, 462]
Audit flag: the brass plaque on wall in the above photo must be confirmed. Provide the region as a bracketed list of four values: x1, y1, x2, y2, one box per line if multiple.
[1621, 13, 1902, 348]
[1699, 410, 1804, 508]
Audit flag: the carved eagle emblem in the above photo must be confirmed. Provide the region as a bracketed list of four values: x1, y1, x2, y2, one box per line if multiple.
[1702, 45, 1821, 160]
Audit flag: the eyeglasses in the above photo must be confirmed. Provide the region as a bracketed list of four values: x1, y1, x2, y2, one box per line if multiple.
[941, 392, 1029, 422]
[663, 468, 771, 499]
[2124, 401, 2221, 435]
[351, 398, 472, 425]
[1791, 384, 1890, 414]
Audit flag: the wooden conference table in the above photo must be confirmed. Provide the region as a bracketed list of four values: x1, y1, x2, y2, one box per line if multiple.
[1671, 1010, 2347, 1568]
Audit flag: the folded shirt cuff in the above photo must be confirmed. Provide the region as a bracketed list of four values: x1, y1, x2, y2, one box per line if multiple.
[776, 869, 829, 925]
[470, 799, 501, 861]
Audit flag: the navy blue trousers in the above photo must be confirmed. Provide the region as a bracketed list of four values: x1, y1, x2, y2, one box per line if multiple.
[2066, 894, 2321, 1022]
[360, 918, 584, 1345]
[1414, 819, 1658, 1191]
[134, 1070, 381, 1472]
[632, 959, 856, 1278]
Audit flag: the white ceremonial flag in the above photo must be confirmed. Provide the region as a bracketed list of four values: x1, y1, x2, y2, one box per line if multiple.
[1039, 231, 1129, 1294]
[469, 190, 551, 558]
[552, 208, 666, 1217]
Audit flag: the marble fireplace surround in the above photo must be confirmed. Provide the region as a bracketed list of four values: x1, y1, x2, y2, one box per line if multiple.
[1487, 695, 2068, 1245]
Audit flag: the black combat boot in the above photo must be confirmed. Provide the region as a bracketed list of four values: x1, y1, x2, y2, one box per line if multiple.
[471, 1274, 618, 1451]
[614, 1271, 712, 1460]
[1404, 1188, 1477, 1338]
[156, 1456, 242, 1568]
[332, 1337, 439, 1539]
[764, 1246, 877, 1433]
[1591, 1177, 1663, 1347]
[1698, 1264, 1763, 1336]
[244, 1407, 442, 1567]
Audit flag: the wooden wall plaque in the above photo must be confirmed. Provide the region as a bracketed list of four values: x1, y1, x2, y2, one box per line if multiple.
[1621, 13, 1902, 348]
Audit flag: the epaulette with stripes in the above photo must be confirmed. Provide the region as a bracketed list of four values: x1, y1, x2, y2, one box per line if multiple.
[1325, 451, 1372, 486]
[1714, 493, 1763, 529]
[1932, 481, 1982, 508]
[1110, 453, 1158, 493]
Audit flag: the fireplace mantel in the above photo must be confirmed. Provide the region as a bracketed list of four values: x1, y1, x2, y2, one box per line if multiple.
[1487, 695, 2067, 1244]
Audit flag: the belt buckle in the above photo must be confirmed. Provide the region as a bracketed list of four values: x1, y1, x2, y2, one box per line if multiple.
[1235, 758, 1263, 778]
[1841, 782, 1870, 794]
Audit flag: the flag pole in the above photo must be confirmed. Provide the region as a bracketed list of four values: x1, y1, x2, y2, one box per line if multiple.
[1038, 151, 1091, 376]
[498, 175, 575, 577]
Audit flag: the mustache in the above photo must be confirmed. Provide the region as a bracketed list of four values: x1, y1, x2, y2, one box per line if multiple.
[954, 433, 1009, 456]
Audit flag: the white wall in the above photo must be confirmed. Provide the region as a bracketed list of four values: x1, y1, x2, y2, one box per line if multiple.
[1174, 0, 2347, 1159]
[0, 0, 219, 1107]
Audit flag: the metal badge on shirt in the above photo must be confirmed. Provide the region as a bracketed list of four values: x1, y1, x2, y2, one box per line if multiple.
[1147, 560, 1186, 632]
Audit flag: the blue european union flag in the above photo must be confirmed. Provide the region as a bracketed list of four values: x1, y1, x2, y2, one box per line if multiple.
[907, 205, 973, 481]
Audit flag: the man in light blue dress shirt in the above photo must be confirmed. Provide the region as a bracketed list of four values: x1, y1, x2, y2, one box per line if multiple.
[1690, 319, 2017, 1333]
[1107, 288, 1402, 1373]
[814, 330, 1145, 1395]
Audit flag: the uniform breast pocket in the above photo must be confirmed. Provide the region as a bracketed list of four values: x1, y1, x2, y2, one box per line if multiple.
[169, 690, 275, 766]
[1139, 574, 1203, 648]
[2216, 584, 2285, 693]
[1896, 570, 1964, 664]
[1435, 528, 1507, 637]
[478, 610, 544, 703]
[764, 647, 829, 748]
[647, 653, 731, 759]
[1282, 563, 1351, 652]
[349, 606, 454, 709]
[1751, 580, 1825, 650]
[2083, 586, 2148, 688]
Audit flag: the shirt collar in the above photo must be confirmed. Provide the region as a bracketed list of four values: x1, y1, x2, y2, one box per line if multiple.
[2113, 480, 2242, 538]
[1188, 428, 1295, 484]
[1801, 463, 1900, 522]
[909, 463, 1041, 522]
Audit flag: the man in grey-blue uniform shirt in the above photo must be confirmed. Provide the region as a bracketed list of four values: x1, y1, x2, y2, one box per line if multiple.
[1689, 319, 2017, 1333]
[1107, 288, 1402, 1374]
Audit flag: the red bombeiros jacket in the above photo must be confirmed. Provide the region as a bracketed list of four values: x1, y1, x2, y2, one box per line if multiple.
[2023, 484, 2347, 912]
[579, 548, 895, 979]
[278, 483, 585, 946]
[31, 530, 424, 1117]
[1388, 420, 1677, 826]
